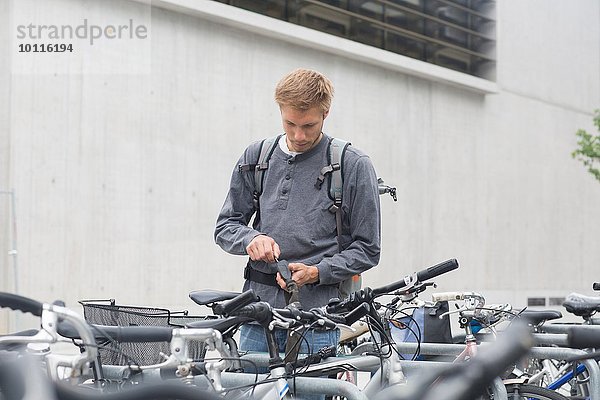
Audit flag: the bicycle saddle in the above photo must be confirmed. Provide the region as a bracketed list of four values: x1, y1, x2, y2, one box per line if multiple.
[189, 289, 240, 306]
[563, 292, 600, 317]
[519, 309, 562, 325]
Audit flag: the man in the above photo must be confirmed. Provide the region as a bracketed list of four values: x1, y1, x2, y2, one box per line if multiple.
[214, 68, 381, 354]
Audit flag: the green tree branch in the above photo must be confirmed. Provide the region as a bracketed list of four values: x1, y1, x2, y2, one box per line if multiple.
[572, 110, 600, 183]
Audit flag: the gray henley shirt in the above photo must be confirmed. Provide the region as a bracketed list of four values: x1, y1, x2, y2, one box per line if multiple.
[215, 134, 381, 310]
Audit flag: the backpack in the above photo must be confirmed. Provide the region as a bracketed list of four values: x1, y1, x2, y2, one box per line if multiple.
[239, 134, 396, 299]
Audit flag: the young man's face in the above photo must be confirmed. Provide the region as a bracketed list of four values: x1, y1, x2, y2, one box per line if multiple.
[280, 105, 328, 153]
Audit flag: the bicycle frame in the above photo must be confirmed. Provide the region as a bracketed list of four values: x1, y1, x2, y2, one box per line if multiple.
[546, 363, 587, 391]
[517, 319, 595, 397]
[0, 302, 100, 381]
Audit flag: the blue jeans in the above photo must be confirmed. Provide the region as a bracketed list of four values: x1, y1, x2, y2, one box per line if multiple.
[239, 324, 340, 357]
[239, 324, 339, 400]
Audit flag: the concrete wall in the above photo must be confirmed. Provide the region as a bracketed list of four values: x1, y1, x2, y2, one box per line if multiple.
[1, 0, 599, 331]
[0, 0, 11, 332]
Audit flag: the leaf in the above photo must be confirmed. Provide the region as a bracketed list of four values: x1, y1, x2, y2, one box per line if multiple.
[573, 110, 600, 183]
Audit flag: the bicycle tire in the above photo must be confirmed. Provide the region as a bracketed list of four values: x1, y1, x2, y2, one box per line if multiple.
[505, 383, 569, 400]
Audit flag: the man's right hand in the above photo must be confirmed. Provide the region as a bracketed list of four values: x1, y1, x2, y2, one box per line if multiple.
[246, 235, 281, 263]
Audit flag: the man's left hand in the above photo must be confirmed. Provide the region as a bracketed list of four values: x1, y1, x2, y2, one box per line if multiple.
[288, 263, 319, 287]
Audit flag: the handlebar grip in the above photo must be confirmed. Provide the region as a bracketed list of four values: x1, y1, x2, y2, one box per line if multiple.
[568, 326, 600, 349]
[213, 289, 259, 316]
[318, 345, 337, 359]
[372, 259, 459, 297]
[229, 302, 272, 324]
[416, 259, 459, 282]
[593, 282, 600, 291]
[58, 322, 173, 343]
[319, 318, 337, 330]
[431, 292, 465, 302]
[344, 302, 370, 325]
[0, 292, 43, 317]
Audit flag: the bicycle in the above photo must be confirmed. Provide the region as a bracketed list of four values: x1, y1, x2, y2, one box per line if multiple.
[372, 318, 535, 400]
[429, 291, 570, 400]
[512, 288, 600, 398]
[48, 258, 460, 400]
[0, 291, 252, 399]
[0, 292, 100, 382]
[188, 259, 461, 400]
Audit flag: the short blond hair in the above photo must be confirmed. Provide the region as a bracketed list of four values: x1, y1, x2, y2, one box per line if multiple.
[274, 68, 334, 112]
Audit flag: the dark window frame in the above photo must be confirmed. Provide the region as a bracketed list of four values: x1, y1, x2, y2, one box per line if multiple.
[214, 0, 496, 80]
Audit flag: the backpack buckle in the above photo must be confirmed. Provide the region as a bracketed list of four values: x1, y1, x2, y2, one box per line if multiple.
[316, 163, 340, 189]
[238, 163, 256, 172]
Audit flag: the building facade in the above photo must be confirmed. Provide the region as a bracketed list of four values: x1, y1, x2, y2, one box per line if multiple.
[1, 0, 599, 331]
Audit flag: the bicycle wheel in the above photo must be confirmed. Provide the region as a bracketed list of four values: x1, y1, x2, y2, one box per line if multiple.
[505, 383, 569, 400]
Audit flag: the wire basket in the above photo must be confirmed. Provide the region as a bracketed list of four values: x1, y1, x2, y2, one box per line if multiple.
[79, 299, 212, 366]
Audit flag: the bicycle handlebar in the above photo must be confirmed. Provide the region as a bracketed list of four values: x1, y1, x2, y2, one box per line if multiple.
[431, 292, 468, 302]
[219, 301, 271, 322]
[212, 289, 260, 317]
[311, 307, 346, 325]
[327, 259, 459, 313]
[219, 302, 342, 330]
[58, 322, 174, 343]
[0, 292, 100, 375]
[415, 258, 459, 285]
[0, 292, 43, 316]
[372, 258, 458, 296]
[344, 302, 370, 325]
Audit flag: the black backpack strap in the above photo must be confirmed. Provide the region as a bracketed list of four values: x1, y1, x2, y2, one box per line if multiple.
[316, 138, 362, 299]
[254, 135, 281, 200]
[328, 138, 349, 208]
[237, 135, 282, 210]
[315, 137, 350, 252]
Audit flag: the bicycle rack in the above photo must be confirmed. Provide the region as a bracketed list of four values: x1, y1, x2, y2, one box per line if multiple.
[240, 352, 508, 400]
[395, 342, 600, 400]
[221, 373, 369, 400]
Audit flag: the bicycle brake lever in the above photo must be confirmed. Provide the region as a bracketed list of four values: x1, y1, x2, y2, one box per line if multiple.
[464, 295, 485, 310]
[438, 306, 466, 319]
[270, 309, 297, 330]
[269, 319, 291, 331]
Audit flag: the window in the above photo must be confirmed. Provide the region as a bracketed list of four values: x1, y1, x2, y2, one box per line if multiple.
[527, 297, 547, 307]
[214, 0, 496, 80]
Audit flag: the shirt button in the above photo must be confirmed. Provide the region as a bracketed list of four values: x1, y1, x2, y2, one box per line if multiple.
[285, 175, 291, 180]
[282, 189, 288, 194]
[288, 159, 294, 164]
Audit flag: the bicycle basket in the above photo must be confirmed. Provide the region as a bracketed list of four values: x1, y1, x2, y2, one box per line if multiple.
[79, 299, 211, 366]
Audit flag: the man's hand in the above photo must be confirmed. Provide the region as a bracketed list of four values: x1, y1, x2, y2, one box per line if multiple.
[246, 235, 281, 263]
[275, 263, 319, 289]
[289, 263, 319, 287]
[276, 272, 288, 290]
